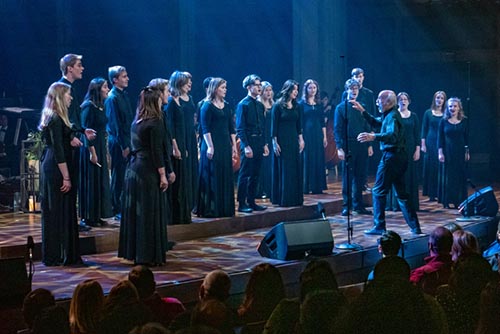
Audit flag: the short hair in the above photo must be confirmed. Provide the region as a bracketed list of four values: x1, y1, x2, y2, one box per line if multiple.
[242, 74, 261, 89]
[203, 77, 213, 90]
[344, 78, 360, 91]
[351, 67, 364, 76]
[378, 230, 402, 256]
[169, 70, 191, 97]
[201, 270, 231, 301]
[59, 54, 82, 75]
[373, 256, 410, 282]
[22, 288, 56, 329]
[128, 265, 156, 299]
[108, 65, 127, 85]
[429, 226, 453, 254]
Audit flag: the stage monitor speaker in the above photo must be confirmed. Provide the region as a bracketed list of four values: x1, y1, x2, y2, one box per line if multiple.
[458, 186, 499, 217]
[258, 219, 334, 260]
[0, 257, 30, 308]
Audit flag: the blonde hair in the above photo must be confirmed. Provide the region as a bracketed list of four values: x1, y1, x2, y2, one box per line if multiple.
[69, 279, 104, 334]
[38, 82, 72, 130]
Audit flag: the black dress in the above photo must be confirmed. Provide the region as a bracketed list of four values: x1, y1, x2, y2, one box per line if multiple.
[196, 101, 235, 217]
[300, 101, 326, 194]
[437, 119, 468, 208]
[271, 103, 303, 207]
[257, 106, 272, 199]
[387, 112, 421, 211]
[79, 101, 112, 224]
[166, 96, 192, 225]
[179, 96, 199, 212]
[119, 118, 168, 265]
[40, 115, 80, 266]
[421, 109, 441, 200]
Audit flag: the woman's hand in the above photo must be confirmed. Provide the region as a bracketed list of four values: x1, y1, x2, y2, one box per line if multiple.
[60, 179, 71, 193]
[207, 146, 214, 160]
[160, 174, 168, 192]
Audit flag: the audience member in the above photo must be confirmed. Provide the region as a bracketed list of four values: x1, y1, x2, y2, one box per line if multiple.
[474, 281, 500, 334]
[69, 279, 104, 334]
[31, 305, 70, 334]
[443, 221, 463, 234]
[98, 280, 151, 334]
[299, 289, 345, 334]
[367, 230, 402, 281]
[483, 221, 500, 273]
[169, 270, 233, 333]
[410, 226, 453, 296]
[263, 259, 346, 334]
[372, 255, 410, 282]
[237, 263, 285, 334]
[128, 265, 185, 328]
[129, 322, 170, 334]
[436, 254, 497, 334]
[20, 288, 56, 333]
[191, 299, 234, 334]
[451, 229, 480, 262]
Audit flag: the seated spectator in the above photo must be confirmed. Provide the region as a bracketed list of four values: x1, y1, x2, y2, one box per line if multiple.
[169, 270, 234, 333]
[128, 265, 185, 328]
[69, 279, 104, 334]
[436, 254, 497, 334]
[129, 322, 170, 334]
[483, 221, 500, 273]
[97, 280, 151, 334]
[237, 263, 285, 334]
[443, 222, 463, 234]
[263, 259, 346, 334]
[299, 289, 346, 334]
[410, 226, 453, 296]
[475, 281, 500, 334]
[336, 258, 444, 334]
[31, 305, 70, 334]
[191, 299, 234, 334]
[19, 288, 56, 334]
[367, 230, 402, 281]
[451, 230, 480, 262]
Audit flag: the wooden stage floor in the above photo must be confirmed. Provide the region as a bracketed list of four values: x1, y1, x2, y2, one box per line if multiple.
[0, 177, 498, 308]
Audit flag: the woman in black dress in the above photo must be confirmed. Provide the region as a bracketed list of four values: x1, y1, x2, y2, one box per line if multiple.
[39, 82, 81, 266]
[299, 79, 327, 194]
[257, 81, 274, 199]
[438, 97, 469, 209]
[79, 77, 113, 227]
[197, 78, 238, 217]
[166, 71, 193, 225]
[421, 90, 446, 201]
[271, 80, 304, 207]
[119, 86, 169, 265]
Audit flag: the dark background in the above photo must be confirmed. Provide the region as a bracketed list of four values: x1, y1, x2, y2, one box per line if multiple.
[0, 0, 498, 181]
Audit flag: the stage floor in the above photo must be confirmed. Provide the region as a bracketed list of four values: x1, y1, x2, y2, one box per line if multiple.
[0, 177, 498, 307]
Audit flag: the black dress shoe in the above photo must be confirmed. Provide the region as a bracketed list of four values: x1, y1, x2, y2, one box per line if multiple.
[78, 221, 92, 232]
[341, 208, 349, 216]
[355, 208, 372, 215]
[364, 227, 386, 235]
[238, 204, 253, 213]
[250, 203, 267, 211]
[411, 228, 424, 235]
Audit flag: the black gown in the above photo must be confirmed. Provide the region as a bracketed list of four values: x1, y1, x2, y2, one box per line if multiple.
[387, 112, 420, 211]
[196, 101, 235, 217]
[79, 101, 112, 224]
[40, 115, 80, 266]
[421, 109, 441, 199]
[257, 106, 272, 198]
[271, 103, 303, 207]
[437, 119, 468, 208]
[300, 101, 327, 194]
[166, 96, 192, 225]
[179, 96, 199, 212]
[119, 118, 168, 265]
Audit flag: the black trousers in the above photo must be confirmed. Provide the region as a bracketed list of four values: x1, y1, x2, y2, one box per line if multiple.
[372, 150, 420, 231]
[109, 140, 127, 215]
[237, 137, 264, 205]
[342, 141, 368, 210]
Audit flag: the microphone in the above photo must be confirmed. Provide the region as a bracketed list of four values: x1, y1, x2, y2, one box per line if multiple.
[27, 236, 34, 260]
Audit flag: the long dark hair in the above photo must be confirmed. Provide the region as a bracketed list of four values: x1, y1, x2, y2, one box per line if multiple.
[301, 79, 320, 104]
[277, 79, 299, 108]
[81, 77, 107, 110]
[135, 86, 162, 121]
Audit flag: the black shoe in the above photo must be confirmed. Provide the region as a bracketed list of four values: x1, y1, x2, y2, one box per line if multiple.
[355, 208, 372, 215]
[249, 203, 267, 211]
[364, 227, 386, 235]
[114, 213, 122, 220]
[238, 204, 253, 213]
[341, 208, 349, 216]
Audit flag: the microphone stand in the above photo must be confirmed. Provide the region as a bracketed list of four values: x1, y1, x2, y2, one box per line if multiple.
[336, 93, 362, 251]
[27, 236, 35, 291]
